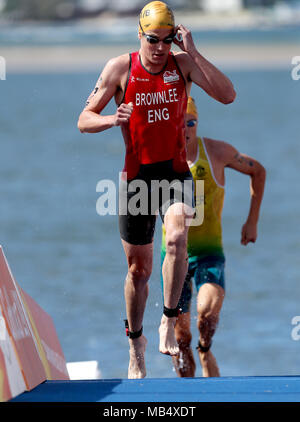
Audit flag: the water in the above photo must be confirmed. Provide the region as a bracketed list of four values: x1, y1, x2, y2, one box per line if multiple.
[0, 19, 300, 46]
[1, 28, 300, 379]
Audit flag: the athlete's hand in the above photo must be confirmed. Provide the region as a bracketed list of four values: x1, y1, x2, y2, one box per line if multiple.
[114, 102, 133, 126]
[173, 24, 197, 55]
[241, 221, 257, 245]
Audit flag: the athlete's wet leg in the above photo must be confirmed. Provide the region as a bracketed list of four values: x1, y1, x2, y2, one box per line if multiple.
[159, 202, 193, 356]
[128, 335, 148, 380]
[196, 282, 225, 377]
[172, 311, 196, 377]
[122, 240, 153, 378]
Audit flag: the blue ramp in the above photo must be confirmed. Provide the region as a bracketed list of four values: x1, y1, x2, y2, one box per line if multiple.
[10, 376, 300, 403]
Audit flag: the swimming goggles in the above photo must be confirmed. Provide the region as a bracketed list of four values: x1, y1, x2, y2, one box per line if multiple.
[187, 119, 197, 127]
[143, 32, 175, 44]
[139, 22, 175, 44]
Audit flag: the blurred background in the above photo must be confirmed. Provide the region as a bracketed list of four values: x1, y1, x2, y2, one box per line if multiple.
[1, 0, 300, 22]
[0, 0, 300, 380]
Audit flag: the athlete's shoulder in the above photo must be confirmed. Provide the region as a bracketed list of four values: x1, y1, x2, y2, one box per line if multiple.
[171, 51, 194, 81]
[204, 137, 237, 165]
[105, 53, 131, 69]
[103, 53, 131, 79]
[172, 51, 192, 67]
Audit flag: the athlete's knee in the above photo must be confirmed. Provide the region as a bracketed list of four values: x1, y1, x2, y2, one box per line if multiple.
[165, 228, 187, 257]
[176, 327, 192, 350]
[127, 262, 152, 284]
[197, 288, 223, 323]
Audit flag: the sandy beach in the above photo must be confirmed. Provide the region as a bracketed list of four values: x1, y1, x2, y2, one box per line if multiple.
[2, 42, 298, 73]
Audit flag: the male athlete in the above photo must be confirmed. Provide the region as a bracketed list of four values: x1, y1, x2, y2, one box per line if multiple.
[78, 1, 236, 379]
[161, 97, 266, 377]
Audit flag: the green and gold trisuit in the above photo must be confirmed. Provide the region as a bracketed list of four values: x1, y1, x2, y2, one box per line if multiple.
[161, 136, 225, 262]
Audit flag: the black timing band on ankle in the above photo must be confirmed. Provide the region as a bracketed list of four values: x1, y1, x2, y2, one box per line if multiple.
[124, 319, 143, 339]
[163, 306, 182, 318]
[196, 340, 212, 353]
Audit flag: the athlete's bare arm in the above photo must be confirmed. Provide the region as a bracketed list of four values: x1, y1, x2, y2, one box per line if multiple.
[173, 25, 236, 104]
[205, 138, 266, 245]
[77, 54, 132, 133]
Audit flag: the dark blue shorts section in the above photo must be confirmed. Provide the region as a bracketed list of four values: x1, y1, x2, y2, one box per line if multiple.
[180, 257, 225, 313]
[161, 255, 225, 313]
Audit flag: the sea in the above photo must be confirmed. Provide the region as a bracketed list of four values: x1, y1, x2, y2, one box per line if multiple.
[0, 19, 300, 379]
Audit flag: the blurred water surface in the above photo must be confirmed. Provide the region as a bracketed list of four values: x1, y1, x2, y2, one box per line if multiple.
[0, 19, 300, 46]
[0, 28, 300, 378]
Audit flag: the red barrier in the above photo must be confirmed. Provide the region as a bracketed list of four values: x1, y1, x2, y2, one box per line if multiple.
[0, 246, 69, 402]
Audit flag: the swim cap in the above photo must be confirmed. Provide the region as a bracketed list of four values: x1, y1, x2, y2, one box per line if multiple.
[139, 1, 175, 33]
[187, 97, 198, 119]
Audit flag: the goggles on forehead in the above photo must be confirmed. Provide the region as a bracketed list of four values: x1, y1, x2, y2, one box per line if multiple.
[187, 119, 197, 127]
[139, 21, 175, 44]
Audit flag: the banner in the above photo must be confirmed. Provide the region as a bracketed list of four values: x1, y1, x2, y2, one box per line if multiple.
[0, 245, 69, 402]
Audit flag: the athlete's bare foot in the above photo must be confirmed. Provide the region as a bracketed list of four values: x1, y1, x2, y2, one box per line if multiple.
[159, 315, 179, 356]
[128, 335, 147, 379]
